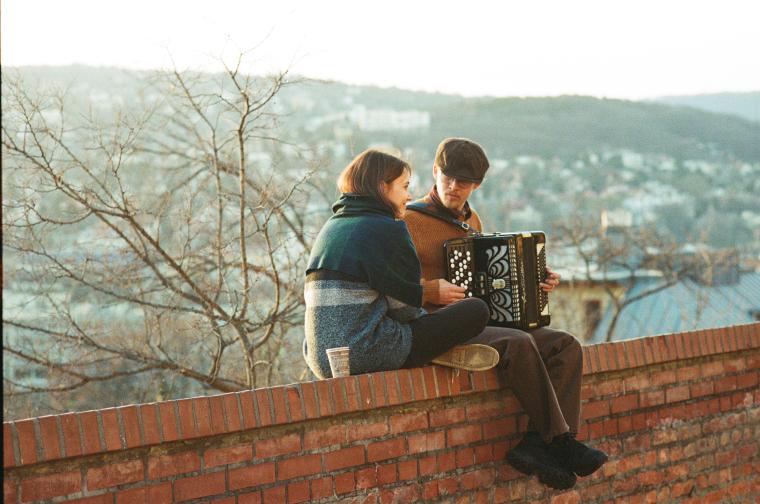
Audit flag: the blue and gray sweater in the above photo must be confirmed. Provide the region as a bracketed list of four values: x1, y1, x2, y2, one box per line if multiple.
[303, 194, 425, 378]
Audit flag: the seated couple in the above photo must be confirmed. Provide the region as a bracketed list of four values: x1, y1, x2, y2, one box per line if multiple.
[303, 139, 607, 489]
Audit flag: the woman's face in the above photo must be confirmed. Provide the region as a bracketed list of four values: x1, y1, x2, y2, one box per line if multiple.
[383, 169, 412, 218]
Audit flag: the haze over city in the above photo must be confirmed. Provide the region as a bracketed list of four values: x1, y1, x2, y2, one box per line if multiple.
[3, 0, 760, 98]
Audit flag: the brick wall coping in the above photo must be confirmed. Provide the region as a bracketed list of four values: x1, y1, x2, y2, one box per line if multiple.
[4, 322, 758, 470]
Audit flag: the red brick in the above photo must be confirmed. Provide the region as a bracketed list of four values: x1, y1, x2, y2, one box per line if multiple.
[356, 467, 378, 489]
[238, 491, 262, 504]
[397, 368, 414, 402]
[174, 471, 225, 502]
[483, 417, 516, 439]
[377, 463, 397, 485]
[329, 379, 348, 415]
[430, 407, 466, 427]
[148, 451, 200, 479]
[407, 368, 426, 400]
[278, 454, 322, 480]
[638, 470, 665, 486]
[380, 484, 421, 503]
[4, 423, 16, 467]
[474, 444, 494, 463]
[408, 431, 446, 454]
[303, 424, 345, 450]
[334, 472, 356, 495]
[4, 481, 16, 503]
[347, 421, 388, 442]
[262, 487, 286, 502]
[466, 400, 505, 421]
[666, 385, 690, 403]
[691, 381, 715, 398]
[208, 395, 226, 434]
[221, 393, 242, 432]
[193, 398, 213, 437]
[395, 459, 416, 481]
[737, 372, 759, 390]
[456, 447, 475, 468]
[116, 482, 172, 503]
[239, 391, 257, 429]
[384, 371, 401, 405]
[15, 419, 38, 465]
[314, 380, 332, 417]
[229, 462, 276, 490]
[640, 390, 665, 407]
[418, 455, 436, 476]
[447, 424, 482, 446]
[255, 388, 275, 426]
[270, 386, 289, 424]
[437, 451, 456, 472]
[88, 459, 143, 490]
[651, 369, 676, 386]
[422, 367, 438, 398]
[434, 477, 458, 498]
[118, 405, 142, 448]
[176, 399, 197, 439]
[583, 400, 610, 419]
[702, 361, 724, 377]
[78, 411, 103, 455]
[369, 373, 388, 408]
[310, 476, 333, 500]
[157, 401, 180, 442]
[357, 374, 374, 409]
[389, 411, 428, 433]
[138, 404, 161, 445]
[611, 394, 639, 414]
[20, 471, 80, 501]
[367, 438, 406, 462]
[287, 480, 310, 504]
[461, 468, 497, 490]
[205, 443, 253, 468]
[100, 408, 123, 451]
[286, 386, 306, 422]
[256, 432, 301, 458]
[37, 416, 62, 461]
[324, 446, 365, 471]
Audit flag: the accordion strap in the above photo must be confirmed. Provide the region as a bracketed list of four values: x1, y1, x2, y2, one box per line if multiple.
[406, 202, 480, 235]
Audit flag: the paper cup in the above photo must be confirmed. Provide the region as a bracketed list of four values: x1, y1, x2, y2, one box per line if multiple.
[326, 346, 350, 377]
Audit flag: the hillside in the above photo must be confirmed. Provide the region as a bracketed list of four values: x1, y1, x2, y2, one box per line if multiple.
[5, 66, 760, 162]
[654, 92, 760, 123]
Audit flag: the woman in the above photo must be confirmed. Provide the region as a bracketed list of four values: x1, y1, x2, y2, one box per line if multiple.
[303, 149, 497, 378]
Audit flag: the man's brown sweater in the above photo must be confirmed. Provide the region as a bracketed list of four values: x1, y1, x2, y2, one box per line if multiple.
[403, 195, 483, 312]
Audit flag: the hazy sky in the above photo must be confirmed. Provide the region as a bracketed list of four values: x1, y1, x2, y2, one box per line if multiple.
[4, 0, 759, 98]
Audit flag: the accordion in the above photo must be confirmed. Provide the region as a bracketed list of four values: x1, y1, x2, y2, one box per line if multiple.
[444, 231, 550, 329]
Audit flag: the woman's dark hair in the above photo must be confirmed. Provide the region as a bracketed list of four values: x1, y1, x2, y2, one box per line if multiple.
[337, 149, 411, 217]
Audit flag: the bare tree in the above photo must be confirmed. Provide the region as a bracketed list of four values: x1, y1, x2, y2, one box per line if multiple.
[553, 215, 693, 342]
[2, 60, 329, 418]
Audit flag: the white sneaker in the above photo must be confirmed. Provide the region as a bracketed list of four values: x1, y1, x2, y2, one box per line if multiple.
[431, 344, 499, 371]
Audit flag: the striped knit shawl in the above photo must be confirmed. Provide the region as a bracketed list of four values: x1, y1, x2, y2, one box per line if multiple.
[306, 193, 423, 308]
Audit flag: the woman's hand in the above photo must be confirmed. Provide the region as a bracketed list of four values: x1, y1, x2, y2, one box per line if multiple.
[422, 278, 466, 305]
[540, 266, 561, 293]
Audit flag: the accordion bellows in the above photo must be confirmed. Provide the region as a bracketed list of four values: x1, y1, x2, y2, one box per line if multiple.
[444, 231, 550, 329]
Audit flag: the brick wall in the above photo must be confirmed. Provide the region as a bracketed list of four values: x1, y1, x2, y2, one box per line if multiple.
[3, 323, 759, 503]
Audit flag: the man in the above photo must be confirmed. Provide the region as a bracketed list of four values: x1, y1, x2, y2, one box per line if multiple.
[404, 138, 607, 490]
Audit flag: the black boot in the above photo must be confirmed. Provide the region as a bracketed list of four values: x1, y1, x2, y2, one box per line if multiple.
[506, 432, 577, 490]
[548, 433, 608, 476]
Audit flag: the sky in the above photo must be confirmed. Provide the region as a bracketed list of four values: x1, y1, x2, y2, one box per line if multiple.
[3, 0, 760, 99]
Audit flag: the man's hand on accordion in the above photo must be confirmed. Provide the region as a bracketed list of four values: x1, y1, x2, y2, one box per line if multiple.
[540, 266, 561, 293]
[422, 278, 467, 306]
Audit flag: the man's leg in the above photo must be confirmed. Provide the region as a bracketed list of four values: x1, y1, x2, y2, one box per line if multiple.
[467, 327, 571, 442]
[526, 327, 583, 436]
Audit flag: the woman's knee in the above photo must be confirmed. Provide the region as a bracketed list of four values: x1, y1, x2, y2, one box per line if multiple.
[465, 298, 490, 328]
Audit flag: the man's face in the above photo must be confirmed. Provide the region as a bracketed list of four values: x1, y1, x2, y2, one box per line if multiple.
[433, 165, 480, 213]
